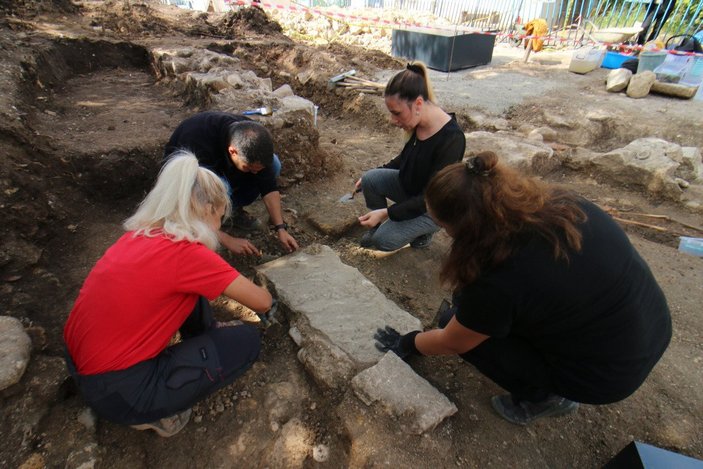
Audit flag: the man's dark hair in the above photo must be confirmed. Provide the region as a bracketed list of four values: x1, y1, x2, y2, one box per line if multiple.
[228, 121, 274, 166]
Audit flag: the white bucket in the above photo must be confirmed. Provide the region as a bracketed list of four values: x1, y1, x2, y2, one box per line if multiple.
[569, 47, 606, 74]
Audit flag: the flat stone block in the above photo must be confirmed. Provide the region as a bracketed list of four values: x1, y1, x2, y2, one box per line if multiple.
[256, 244, 422, 380]
[303, 194, 364, 238]
[351, 352, 457, 434]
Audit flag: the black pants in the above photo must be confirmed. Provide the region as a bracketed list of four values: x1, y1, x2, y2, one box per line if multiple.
[636, 0, 677, 45]
[66, 297, 261, 425]
[438, 306, 669, 405]
[438, 307, 554, 403]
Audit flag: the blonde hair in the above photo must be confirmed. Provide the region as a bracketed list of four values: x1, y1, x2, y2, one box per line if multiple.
[123, 150, 231, 250]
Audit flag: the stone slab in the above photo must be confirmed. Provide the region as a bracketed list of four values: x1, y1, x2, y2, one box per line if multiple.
[302, 188, 366, 238]
[256, 244, 422, 383]
[351, 352, 458, 434]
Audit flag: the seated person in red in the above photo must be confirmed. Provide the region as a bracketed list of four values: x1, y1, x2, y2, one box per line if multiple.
[63, 151, 273, 437]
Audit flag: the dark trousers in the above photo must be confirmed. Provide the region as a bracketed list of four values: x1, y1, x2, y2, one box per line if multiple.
[438, 306, 554, 403]
[66, 297, 261, 425]
[637, 0, 677, 45]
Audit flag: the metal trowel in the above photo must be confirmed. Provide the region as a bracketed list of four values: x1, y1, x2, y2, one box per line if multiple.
[338, 187, 361, 203]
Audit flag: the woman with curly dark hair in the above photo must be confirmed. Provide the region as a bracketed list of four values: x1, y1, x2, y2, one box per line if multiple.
[375, 151, 672, 425]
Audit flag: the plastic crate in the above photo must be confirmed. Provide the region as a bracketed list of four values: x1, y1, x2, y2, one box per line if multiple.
[601, 51, 633, 69]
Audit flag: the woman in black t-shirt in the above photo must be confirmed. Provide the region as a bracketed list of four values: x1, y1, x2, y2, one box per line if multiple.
[375, 151, 672, 425]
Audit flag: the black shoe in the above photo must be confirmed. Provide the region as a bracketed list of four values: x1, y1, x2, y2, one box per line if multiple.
[230, 207, 262, 231]
[360, 226, 378, 248]
[491, 394, 579, 425]
[410, 232, 433, 249]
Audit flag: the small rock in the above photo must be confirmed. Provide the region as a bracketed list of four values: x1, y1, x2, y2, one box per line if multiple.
[675, 177, 690, 189]
[18, 453, 45, 469]
[273, 84, 294, 98]
[0, 316, 32, 390]
[288, 326, 303, 346]
[77, 407, 97, 432]
[606, 68, 632, 92]
[313, 443, 330, 462]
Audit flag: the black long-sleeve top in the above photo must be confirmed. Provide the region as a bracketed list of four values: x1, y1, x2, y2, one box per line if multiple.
[383, 115, 465, 221]
[164, 111, 278, 197]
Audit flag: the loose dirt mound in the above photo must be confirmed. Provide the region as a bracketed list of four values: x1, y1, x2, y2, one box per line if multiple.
[0, 0, 78, 15]
[217, 5, 283, 36]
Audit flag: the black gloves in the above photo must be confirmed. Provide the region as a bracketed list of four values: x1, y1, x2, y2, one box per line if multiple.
[257, 298, 278, 328]
[374, 326, 421, 359]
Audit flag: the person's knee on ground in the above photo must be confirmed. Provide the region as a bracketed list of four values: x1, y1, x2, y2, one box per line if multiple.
[210, 323, 261, 380]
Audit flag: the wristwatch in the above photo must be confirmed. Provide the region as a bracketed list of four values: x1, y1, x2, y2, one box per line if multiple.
[272, 223, 288, 232]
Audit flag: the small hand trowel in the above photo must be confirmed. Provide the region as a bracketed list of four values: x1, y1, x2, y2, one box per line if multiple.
[338, 187, 361, 203]
[242, 106, 274, 116]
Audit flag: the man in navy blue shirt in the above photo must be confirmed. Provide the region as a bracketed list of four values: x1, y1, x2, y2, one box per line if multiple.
[165, 112, 298, 255]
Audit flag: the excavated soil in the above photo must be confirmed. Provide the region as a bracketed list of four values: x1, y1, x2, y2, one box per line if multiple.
[0, 1, 701, 468]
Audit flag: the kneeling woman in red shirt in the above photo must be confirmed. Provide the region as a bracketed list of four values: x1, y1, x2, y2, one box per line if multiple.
[64, 151, 273, 437]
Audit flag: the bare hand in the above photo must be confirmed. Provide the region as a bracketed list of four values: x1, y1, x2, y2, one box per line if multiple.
[359, 209, 388, 228]
[277, 230, 299, 253]
[222, 234, 261, 257]
[354, 178, 362, 192]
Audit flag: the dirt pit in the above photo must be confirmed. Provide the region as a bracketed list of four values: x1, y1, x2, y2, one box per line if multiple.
[0, 2, 702, 468]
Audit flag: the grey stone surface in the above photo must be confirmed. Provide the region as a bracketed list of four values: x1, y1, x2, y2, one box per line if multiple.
[351, 352, 458, 434]
[465, 131, 556, 174]
[0, 316, 32, 390]
[256, 244, 422, 387]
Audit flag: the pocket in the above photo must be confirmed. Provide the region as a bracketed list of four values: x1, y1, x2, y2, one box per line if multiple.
[165, 366, 205, 390]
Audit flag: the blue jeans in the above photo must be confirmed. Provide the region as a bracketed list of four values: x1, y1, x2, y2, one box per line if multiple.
[361, 168, 439, 251]
[225, 154, 281, 208]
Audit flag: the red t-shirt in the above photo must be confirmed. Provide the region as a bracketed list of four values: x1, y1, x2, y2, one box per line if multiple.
[64, 231, 239, 375]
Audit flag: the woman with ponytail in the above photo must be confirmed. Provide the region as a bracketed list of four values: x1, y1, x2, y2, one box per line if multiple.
[63, 151, 273, 437]
[356, 61, 465, 251]
[375, 151, 671, 425]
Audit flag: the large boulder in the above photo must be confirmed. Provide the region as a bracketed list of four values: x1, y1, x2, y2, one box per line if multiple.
[567, 138, 703, 205]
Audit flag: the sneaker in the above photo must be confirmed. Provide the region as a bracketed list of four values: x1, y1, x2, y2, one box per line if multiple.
[131, 408, 192, 437]
[410, 233, 434, 249]
[230, 207, 262, 231]
[490, 394, 578, 425]
[359, 226, 378, 248]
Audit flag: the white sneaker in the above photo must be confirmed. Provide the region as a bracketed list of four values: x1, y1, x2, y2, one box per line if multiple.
[131, 408, 192, 437]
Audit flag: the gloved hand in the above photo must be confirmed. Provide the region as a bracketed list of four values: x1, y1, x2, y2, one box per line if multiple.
[374, 326, 421, 359]
[257, 298, 278, 328]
